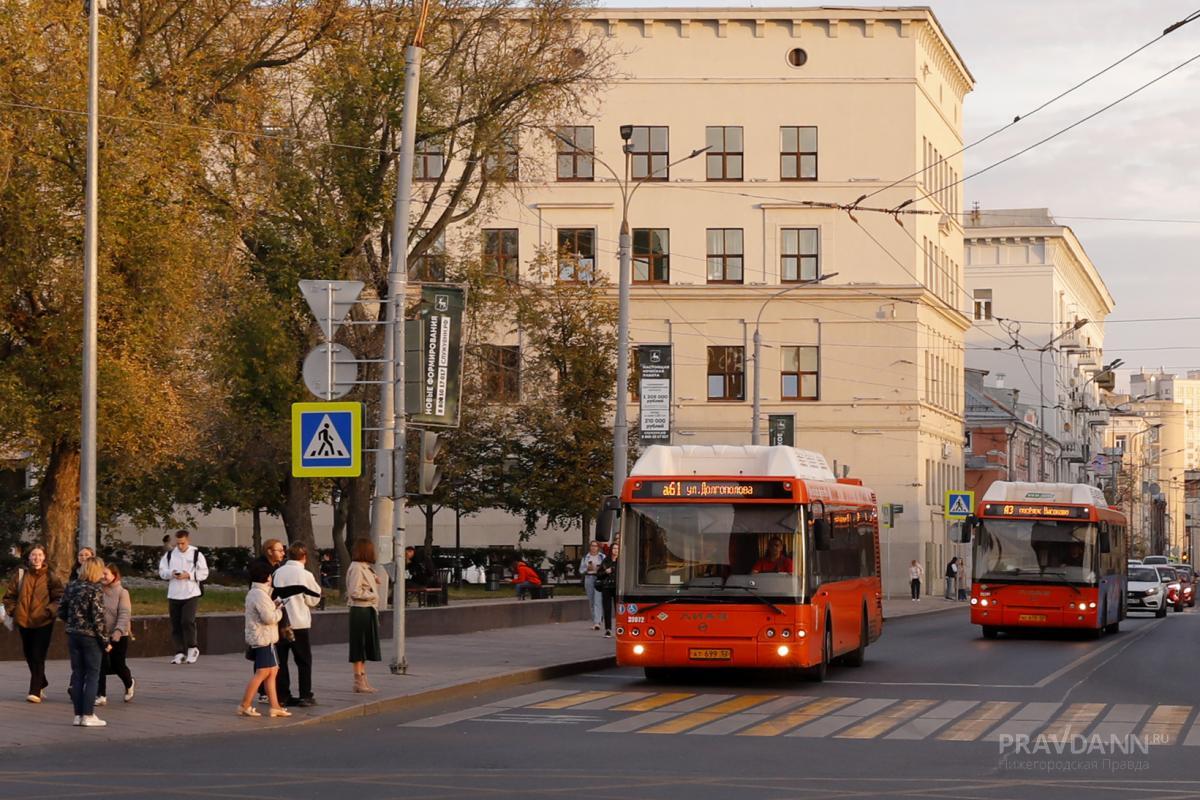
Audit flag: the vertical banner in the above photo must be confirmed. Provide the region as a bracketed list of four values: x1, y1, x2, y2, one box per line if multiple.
[767, 413, 795, 447]
[411, 285, 466, 427]
[638, 344, 672, 444]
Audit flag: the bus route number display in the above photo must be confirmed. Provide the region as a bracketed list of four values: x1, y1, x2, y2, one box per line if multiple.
[631, 480, 794, 500]
[981, 503, 1090, 519]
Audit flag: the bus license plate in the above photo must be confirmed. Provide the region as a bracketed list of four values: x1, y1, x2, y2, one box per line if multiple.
[689, 648, 732, 660]
[1018, 614, 1046, 622]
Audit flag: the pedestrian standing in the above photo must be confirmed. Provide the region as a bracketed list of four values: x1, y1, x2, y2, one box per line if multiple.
[158, 530, 209, 665]
[250, 539, 287, 582]
[237, 560, 290, 718]
[272, 543, 322, 708]
[68, 547, 95, 582]
[97, 564, 135, 705]
[580, 541, 606, 631]
[59, 557, 109, 727]
[346, 538, 381, 694]
[2, 544, 64, 703]
[944, 557, 959, 600]
[909, 559, 924, 601]
[595, 543, 620, 638]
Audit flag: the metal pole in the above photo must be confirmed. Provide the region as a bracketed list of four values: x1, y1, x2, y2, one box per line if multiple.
[1038, 347, 1046, 481]
[751, 327, 762, 444]
[612, 150, 632, 498]
[388, 43, 422, 676]
[325, 284, 333, 401]
[78, 0, 101, 552]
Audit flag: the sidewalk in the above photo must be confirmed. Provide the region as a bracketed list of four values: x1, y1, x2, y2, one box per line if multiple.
[0, 621, 614, 751]
[883, 595, 968, 619]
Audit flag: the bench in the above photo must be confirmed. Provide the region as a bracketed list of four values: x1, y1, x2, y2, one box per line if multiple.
[405, 584, 448, 607]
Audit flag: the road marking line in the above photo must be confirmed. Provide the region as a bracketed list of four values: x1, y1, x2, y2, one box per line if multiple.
[837, 699, 937, 739]
[1182, 715, 1200, 746]
[983, 702, 1062, 742]
[885, 700, 979, 741]
[1089, 704, 1149, 742]
[788, 698, 898, 738]
[571, 692, 653, 710]
[493, 689, 579, 708]
[738, 696, 857, 737]
[589, 711, 680, 733]
[530, 691, 616, 709]
[639, 695, 777, 735]
[1139, 705, 1192, 746]
[1043, 703, 1107, 740]
[1033, 622, 1159, 688]
[937, 701, 1020, 742]
[612, 693, 694, 712]
[687, 697, 815, 736]
[401, 706, 505, 728]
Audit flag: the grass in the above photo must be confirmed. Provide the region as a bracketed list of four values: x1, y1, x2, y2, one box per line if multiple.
[2, 580, 584, 617]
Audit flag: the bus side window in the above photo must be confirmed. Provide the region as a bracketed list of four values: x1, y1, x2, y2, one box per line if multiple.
[1098, 523, 1111, 554]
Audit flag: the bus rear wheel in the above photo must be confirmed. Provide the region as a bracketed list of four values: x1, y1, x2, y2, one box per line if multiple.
[643, 667, 673, 682]
[981, 626, 999, 639]
[841, 611, 867, 667]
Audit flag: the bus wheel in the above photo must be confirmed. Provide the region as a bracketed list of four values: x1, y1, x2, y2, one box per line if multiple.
[643, 667, 672, 682]
[842, 611, 867, 667]
[1104, 616, 1120, 635]
[807, 621, 832, 682]
[981, 626, 999, 639]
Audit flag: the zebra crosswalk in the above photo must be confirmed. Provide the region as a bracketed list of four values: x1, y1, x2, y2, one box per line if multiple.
[402, 688, 1200, 747]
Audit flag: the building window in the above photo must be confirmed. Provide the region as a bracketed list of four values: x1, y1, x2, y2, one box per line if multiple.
[781, 346, 819, 401]
[556, 126, 594, 181]
[409, 231, 446, 281]
[484, 131, 519, 181]
[633, 228, 669, 284]
[706, 228, 744, 283]
[780, 126, 817, 181]
[707, 346, 745, 401]
[973, 289, 993, 321]
[630, 126, 669, 181]
[481, 345, 520, 403]
[557, 227, 595, 282]
[482, 229, 519, 282]
[781, 228, 819, 282]
[414, 138, 444, 181]
[705, 126, 743, 181]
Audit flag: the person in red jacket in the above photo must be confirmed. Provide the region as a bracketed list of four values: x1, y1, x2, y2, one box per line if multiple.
[751, 536, 794, 574]
[511, 558, 542, 600]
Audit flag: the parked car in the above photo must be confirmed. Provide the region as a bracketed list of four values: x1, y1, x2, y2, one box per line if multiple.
[1172, 564, 1196, 608]
[1127, 565, 1168, 618]
[1155, 565, 1185, 613]
[1143, 555, 1169, 565]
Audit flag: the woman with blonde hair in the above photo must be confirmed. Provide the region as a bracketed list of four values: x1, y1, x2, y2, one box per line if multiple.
[58, 556, 109, 727]
[346, 538, 382, 693]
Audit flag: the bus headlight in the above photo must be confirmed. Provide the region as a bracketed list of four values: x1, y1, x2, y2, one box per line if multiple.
[979, 599, 989, 607]
[781, 630, 791, 638]
[632, 644, 645, 655]
[647, 628, 656, 637]
[1088, 602, 1096, 609]
[796, 630, 807, 638]
[765, 628, 776, 638]
[970, 597, 978, 605]
[776, 645, 790, 657]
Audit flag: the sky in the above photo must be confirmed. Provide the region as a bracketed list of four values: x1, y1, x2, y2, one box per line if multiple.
[597, 0, 1200, 387]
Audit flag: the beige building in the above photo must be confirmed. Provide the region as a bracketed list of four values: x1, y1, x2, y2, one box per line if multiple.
[1132, 370, 1200, 470]
[963, 209, 1116, 487]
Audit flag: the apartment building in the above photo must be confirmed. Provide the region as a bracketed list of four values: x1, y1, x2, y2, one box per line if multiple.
[1131, 370, 1200, 471]
[963, 209, 1116, 486]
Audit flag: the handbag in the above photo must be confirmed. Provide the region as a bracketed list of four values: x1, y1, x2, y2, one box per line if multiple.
[244, 646, 255, 661]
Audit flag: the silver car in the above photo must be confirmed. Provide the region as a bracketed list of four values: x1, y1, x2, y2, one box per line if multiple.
[1126, 565, 1167, 618]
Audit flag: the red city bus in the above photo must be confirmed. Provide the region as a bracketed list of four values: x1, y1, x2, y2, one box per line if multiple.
[965, 481, 1128, 639]
[601, 445, 883, 681]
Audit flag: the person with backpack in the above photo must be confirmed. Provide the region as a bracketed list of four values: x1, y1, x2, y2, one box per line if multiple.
[2, 544, 64, 703]
[944, 557, 960, 600]
[158, 530, 209, 664]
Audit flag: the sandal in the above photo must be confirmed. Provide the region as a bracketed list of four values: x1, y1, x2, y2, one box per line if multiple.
[237, 705, 261, 717]
[268, 707, 292, 718]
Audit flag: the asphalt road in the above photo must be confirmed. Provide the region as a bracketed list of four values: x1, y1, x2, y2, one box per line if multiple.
[6, 606, 1200, 800]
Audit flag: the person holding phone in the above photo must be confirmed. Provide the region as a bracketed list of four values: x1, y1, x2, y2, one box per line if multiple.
[158, 530, 209, 664]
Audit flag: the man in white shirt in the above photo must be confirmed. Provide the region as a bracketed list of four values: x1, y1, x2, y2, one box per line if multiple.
[272, 543, 323, 707]
[158, 530, 209, 664]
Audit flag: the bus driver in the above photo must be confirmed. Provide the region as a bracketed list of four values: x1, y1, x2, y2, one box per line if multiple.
[751, 536, 793, 574]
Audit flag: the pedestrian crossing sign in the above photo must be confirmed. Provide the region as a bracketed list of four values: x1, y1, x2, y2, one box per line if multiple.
[292, 402, 362, 477]
[944, 490, 974, 520]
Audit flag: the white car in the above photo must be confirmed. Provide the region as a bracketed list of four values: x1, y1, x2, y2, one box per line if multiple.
[1126, 565, 1168, 618]
[1143, 555, 1169, 566]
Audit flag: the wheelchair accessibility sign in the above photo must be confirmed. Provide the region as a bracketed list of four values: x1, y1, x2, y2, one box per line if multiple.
[292, 402, 362, 477]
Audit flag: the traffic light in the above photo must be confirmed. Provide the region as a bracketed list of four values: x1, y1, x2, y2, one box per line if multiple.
[418, 430, 442, 494]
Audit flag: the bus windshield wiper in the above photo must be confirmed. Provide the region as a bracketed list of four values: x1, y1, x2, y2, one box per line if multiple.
[718, 584, 784, 614]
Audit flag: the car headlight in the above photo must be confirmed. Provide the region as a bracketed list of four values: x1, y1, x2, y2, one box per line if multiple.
[1146, 587, 1159, 595]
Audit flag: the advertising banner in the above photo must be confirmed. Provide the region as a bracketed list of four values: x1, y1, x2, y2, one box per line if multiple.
[638, 345, 672, 444]
[411, 285, 466, 428]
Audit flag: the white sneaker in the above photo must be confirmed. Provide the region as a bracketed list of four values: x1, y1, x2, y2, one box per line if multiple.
[26, 694, 41, 704]
[170, 653, 185, 665]
[124, 679, 136, 703]
[73, 715, 82, 726]
[95, 696, 107, 706]
[186, 647, 199, 664]
[79, 715, 107, 727]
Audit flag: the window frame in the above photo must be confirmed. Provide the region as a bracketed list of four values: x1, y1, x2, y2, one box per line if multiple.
[484, 131, 520, 182]
[780, 345, 819, 401]
[630, 125, 670, 182]
[973, 289, 993, 321]
[480, 344, 521, 403]
[780, 126, 818, 181]
[706, 228, 744, 284]
[409, 230, 446, 282]
[482, 228, 519, 282]
[556, 227, 596, 283]
[633, 228, 670, 284]
[780, 227, 820, 283]
[707, 345, 746, 402]
[705, 126, 744, 182]
[555, 126, 594, 182]
[414, 138, 445, 182]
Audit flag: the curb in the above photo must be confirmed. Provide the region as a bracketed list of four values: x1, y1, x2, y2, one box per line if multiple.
[293, 654, 619, 728]
[884, 603, 968, 622]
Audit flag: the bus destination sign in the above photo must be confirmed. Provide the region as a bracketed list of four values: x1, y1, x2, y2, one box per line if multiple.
[630, 479, 794, 500]
[981, 503, 1090, 520]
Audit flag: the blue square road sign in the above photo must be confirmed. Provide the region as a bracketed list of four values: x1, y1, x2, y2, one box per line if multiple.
[292, 402, 362, 477]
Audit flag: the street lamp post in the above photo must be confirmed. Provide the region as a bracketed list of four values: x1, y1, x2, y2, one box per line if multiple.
[749, 274, 838, 444]
[550, 128, 708, 497]
[1038, 318, 1088, 481]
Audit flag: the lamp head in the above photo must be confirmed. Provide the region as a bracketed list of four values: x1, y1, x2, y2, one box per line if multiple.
[619, 124, 634, 142]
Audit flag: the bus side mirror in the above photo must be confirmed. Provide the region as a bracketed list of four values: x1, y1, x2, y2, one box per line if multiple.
[595, 496, 620, 543]
[813, 519, 832, 551]
[956, 516, 979, 544]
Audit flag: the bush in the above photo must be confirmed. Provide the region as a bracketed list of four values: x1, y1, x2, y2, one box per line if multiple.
[97, 544, 254, 584]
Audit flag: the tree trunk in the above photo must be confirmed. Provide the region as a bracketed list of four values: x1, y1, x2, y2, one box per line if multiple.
[580, 513, 592, 550]
[39, 439, 79, 581]
[280, 474, 316, 560]
[251, 508, 263, 555]
[423, 501, 436, 559]
[341, 474, 372, 593]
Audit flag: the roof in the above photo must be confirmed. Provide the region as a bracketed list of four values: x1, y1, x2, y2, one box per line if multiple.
[982, 481, 1108, 507]
[631, 445, 836, 482]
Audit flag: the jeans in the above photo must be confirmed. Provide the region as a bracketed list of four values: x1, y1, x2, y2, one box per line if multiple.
[910, 578, 921, 600]
[514, 581, 538, 600]
[584, 575, 602, 625]
[944, 577, 955, 599]
[18, 624, 54, 696]
[601, 587, 615, 632]
[98, 636, 133, 698]
[168, 597, 199, 654]
[68, 633, 102, 717]
[276, 628, 312, 701]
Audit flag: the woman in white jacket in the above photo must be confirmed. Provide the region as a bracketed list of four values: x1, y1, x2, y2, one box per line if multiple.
[238, 560, 290, 718]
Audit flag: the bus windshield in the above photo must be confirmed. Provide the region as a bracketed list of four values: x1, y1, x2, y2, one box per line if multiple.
[973, 518, 1097, 584]
[624, 503, 803, 598]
